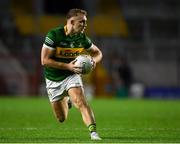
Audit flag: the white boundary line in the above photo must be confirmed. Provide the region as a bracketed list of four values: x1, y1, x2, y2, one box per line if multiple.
[0, 127, 180, 131]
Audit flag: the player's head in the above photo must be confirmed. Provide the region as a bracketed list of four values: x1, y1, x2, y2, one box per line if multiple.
[66, 8, 87, 34]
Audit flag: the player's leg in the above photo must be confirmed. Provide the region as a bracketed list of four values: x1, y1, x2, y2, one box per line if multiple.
[68, 87, 95, 124]
[45, 78, 70, 123]
[51, 96, 69, 123]
[68, 87, 101, 140]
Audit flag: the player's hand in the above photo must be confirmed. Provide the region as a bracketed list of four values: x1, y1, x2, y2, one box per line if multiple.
[68, 59, 82, 74]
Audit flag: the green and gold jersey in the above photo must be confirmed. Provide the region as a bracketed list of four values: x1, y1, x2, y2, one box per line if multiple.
[43, 25, 93, 81]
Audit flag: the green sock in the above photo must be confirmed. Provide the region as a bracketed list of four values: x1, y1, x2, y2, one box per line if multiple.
[88, 124, 96, 133]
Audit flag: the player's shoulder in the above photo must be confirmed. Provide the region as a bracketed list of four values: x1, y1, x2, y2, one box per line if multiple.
[47, 25, 64, 36]
[52, 25, 64, 32]
[80, 32, 91, 41]
[80, 32, 87, 37]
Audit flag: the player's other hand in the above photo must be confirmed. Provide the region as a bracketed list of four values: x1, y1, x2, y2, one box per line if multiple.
[68, 59, 82, 74]
[91, 57, 96, 69]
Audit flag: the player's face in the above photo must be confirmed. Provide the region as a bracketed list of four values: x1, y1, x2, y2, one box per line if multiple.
[72, 14, 87, 33]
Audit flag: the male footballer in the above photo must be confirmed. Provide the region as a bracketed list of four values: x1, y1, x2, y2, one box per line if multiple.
[41, 8, 102, 140]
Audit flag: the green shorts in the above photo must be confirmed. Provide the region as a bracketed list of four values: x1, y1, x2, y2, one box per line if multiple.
[45, 74, 83, 102]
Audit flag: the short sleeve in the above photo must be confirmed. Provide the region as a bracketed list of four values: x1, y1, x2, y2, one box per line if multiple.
[43, 30, 56, 49]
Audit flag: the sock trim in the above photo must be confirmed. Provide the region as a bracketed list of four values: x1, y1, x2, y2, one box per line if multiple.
[88, 123, 96, 133]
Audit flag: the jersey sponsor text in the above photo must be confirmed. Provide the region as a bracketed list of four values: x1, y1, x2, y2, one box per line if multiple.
[56, 47, 84, 58]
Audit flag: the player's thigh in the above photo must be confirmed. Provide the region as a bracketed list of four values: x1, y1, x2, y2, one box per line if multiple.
[51, 97, 68, 118]
[68, 87, 87, 108]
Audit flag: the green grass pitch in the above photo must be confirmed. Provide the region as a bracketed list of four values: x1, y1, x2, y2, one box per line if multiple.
[0, 97, 180, 143]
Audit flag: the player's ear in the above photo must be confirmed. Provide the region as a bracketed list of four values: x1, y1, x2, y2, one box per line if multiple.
[71, 20, 74, 25]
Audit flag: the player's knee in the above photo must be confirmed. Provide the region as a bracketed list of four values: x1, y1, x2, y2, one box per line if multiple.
[57, 116, 65, 123]
[58, 118, 65, 123]
[76, 99, 88, 109]
[56, 114, 67, 123]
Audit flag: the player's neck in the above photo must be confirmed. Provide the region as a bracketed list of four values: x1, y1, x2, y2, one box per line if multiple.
[65, 24, 73, 35]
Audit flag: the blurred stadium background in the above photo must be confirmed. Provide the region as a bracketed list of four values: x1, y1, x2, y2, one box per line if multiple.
[0, 0, 180, 99]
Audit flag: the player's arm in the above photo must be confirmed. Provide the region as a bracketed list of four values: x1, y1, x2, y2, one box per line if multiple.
[41, 46, 81, 74]
[41, 47, 67, 69]
[87, 44, 103, 64]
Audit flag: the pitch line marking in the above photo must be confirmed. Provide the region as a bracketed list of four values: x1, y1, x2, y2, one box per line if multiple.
[0, 127, 180, 131]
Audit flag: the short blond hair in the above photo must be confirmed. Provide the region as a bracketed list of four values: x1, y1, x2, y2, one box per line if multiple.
[66, 8, 87, 20]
